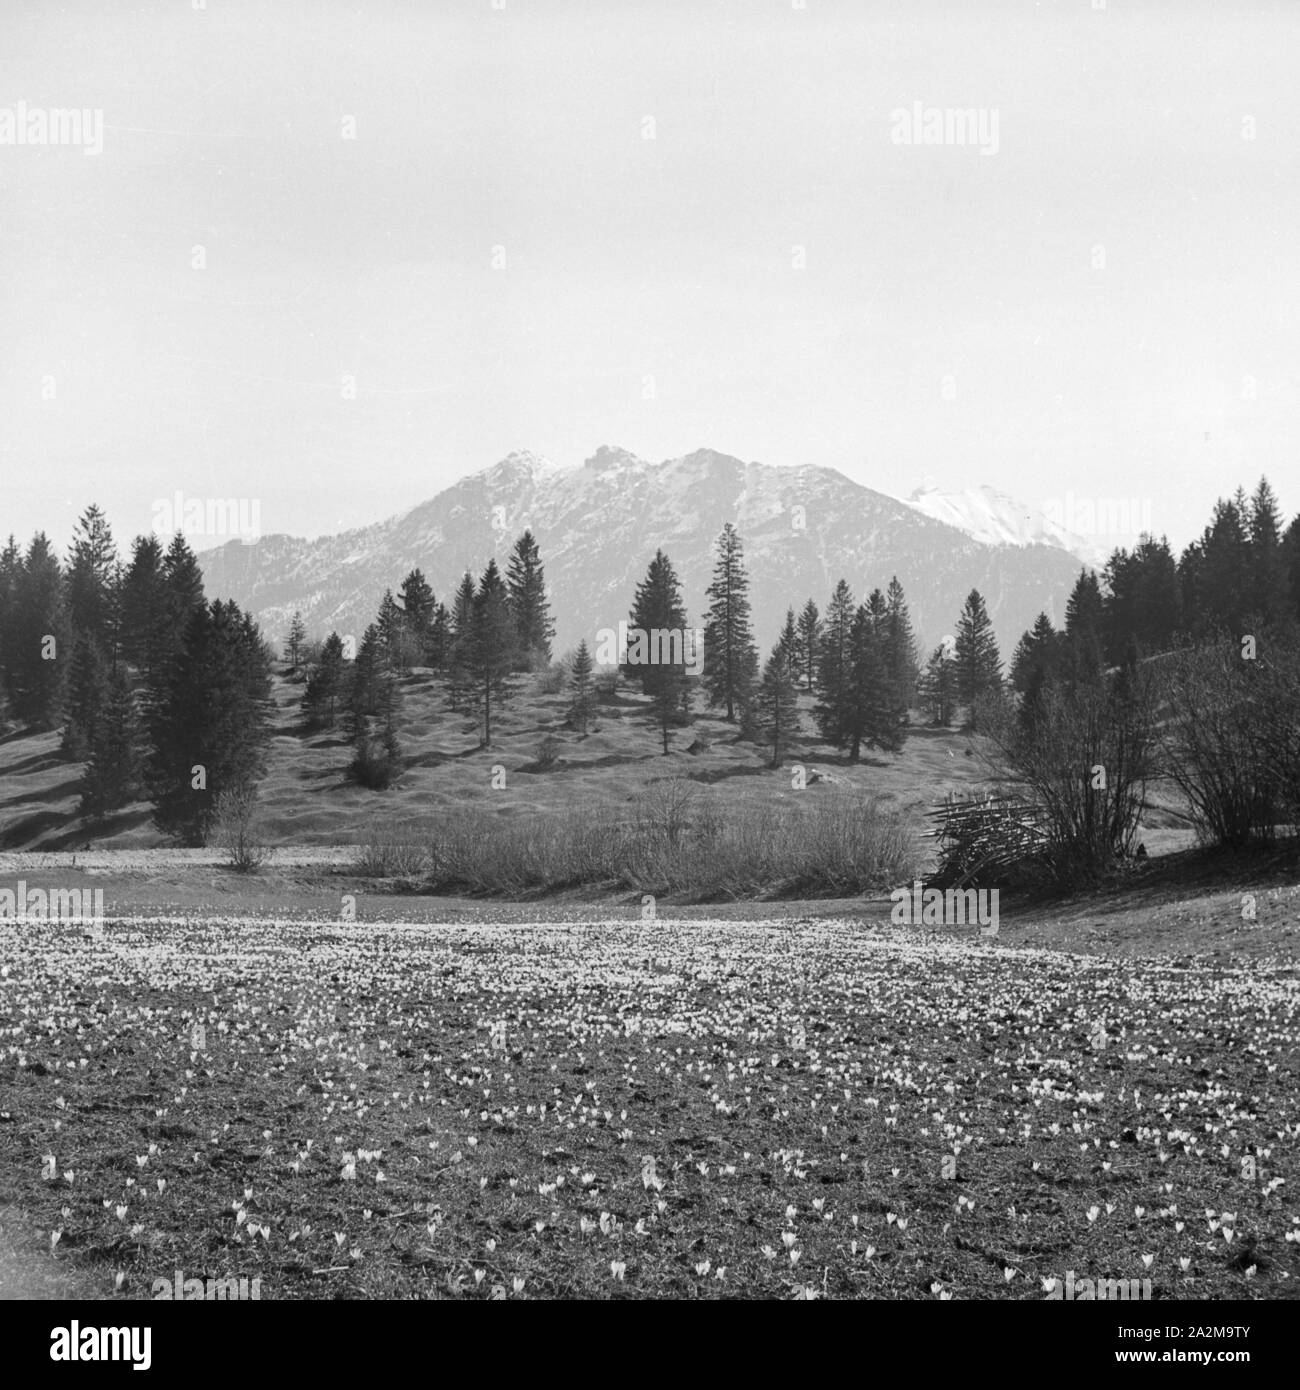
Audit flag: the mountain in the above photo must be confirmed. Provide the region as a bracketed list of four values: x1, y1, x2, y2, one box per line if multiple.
[199, 446, 1090, 664]
[900, 482, 1111, 569]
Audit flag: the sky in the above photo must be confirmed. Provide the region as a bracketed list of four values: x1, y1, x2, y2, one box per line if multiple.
[2, 0, 1298, 557]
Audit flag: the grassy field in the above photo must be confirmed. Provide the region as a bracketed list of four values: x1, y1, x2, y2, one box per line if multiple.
[1, 880, 1298, 1301]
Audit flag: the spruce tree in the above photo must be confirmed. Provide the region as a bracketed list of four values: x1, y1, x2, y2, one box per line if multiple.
[796, 599, 821, 689]
[918, 642, 958, 726]
[65, 505, 118, 657]
[1246, 476, 1291, 626]
[61, 635, 107, 760]
[506, 530, 555, 670]
[567, 639, 595, 734]
[702, 524, 758, 720]
[79, 664, 144, 821]
[1062, 570, 1106, 685]
[469, 558, 517, 746]
[626, 550, 692, 752]
[752, 645, 801, 768]
[9, 534, 68, 728]
[953, 589, 1002, 725]
[884, 576, 920, 710]
[120, 534, 169, 685]
[842, 605, 905, 759]
[303, 632, 349, 730]
[446, 573, 478, 713]
[145, 599, 273, 844]
[775, 607, 799, 666]
[398, 568, 437, 663]
[813, 580, 855, 746]
[285, 612, 307, 672]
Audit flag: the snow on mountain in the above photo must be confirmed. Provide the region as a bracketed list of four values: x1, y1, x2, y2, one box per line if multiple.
[199, 448, 1090, 663]
[900, 483, 1110, 569]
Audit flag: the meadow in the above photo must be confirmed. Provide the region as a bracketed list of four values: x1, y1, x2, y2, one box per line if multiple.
[2, 896, 1297, 1300]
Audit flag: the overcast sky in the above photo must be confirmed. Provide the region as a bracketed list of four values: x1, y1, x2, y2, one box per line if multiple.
[2, 0, 1297, 556]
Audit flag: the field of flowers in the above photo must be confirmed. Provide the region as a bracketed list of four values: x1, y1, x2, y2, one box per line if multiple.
[2, 912, 1298, 1299]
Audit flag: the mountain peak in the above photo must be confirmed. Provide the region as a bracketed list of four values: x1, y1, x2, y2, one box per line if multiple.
[584, 444, 646, 472]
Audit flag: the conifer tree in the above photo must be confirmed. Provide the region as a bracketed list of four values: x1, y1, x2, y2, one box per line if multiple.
[468, 558, 517, 746]
[446, 572, 478, 712]
[9, 534, 68, 728]
[65, 505, 118, 657]
[567, 639, 596, 734]
[61, 635, 107, 760]
[883, 576, 920, 710]
[506, 530, 554, 670]
[120, 534, 170, 685]
[79, 664, 144, 820]
[397, 568, 437, 663]
[303, 632, 349, 730]
[953, 589, 1002, 725]
[145, 599, 273, 844]
[702, 524, 758, 720]
[752, 645, 801, 768]
[813, 580, 855, 746]
[285, 612, 307, 673]
[626, 549, 692, 752]
[918, 642, 958, 727]
[775, 607, 799, 666]
[796, 599, 821, 690]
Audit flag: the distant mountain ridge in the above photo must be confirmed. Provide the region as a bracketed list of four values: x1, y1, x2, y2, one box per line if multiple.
[199, 446, 1090, 664]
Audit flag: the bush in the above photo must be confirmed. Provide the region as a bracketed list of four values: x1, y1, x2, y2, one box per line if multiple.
[422, 790, 918, 899]
[595, 668, 620, 703]
[1161, 638, 1300, 847]
[349, 733, 403, 789]
[981, 664, 1159, 886]
[354, 821, 429, 877]
[534, 735, 563, 770]
[212, 784, 273, 872]
[535, 664, 566, 695]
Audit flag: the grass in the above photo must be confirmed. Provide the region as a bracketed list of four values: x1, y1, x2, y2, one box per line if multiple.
[1, 890, 1297, 1300]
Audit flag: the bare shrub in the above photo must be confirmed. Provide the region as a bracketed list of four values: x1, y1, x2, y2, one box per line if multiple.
[1161, 643, 1284, 847]
[213, 783, 273, 872]
[982, 665, 1159, 885]
[354, 821, 430, 877]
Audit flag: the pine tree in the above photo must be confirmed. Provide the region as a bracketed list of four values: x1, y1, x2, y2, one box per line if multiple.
[302, 632, 349, 730]
[796, 599, 821, 690]
[346, 623, 403, 786]
[506, 531, 554, 670]
[0, 535, 21, 720]
[154, 533, 206, 705]
[285, 612, 307, 673]
[842, 605, 906, 759]
[1062, 570, 1106, 684]
[9, 534, 69, 728]
[918, 642, 958, 726]
[567, 639, 596, 735]
[61, 635, 107, 760]
[145, 600, 274, 844]
[702, 524, 758, 720]
[1009, 612, 1061, 732]
[813, 580, 855, 746]
[64, 505, 117, 657]
[953, 589, 1002, 726]
[775, 608, 799, 666]
[446, 573, 478, 714]
[469, 559, 517, 747]
[1246, 476, 1291, 627]
[397, 568, 437, 663]
[79, 664, 144, 821]
[376, 589, 408, 671]
[626, 550, 692, 752]
[752, 645, 801, 768]
[119, 534, 169, 685]
[883, 576, 920, 710]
